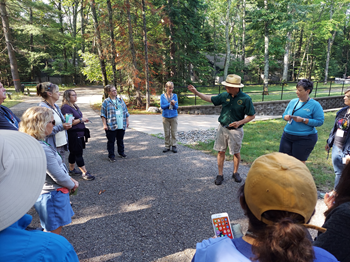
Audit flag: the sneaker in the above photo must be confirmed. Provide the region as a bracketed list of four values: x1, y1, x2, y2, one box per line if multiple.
[172, 146, 177, 153]
[232, 172, 242, 183]
[119, 153, 127, 158]
[163, 147, 170, 153]
[82, 171, 95, 181]
[109, 157, 116, 162]
[69, 168, 82, 176]
[215, 175, 224, 185]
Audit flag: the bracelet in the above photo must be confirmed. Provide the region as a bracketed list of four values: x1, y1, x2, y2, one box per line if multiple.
[79, 118, 83, 123]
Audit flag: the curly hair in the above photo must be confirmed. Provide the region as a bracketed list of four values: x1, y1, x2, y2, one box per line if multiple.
[36, 82, 58, 99]
[62, 89, 76, 107]
[238, 185, 315, 262]
[19, 106, 53, 141]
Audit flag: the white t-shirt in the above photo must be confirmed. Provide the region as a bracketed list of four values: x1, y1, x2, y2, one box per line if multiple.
[53, 111, 67, 147]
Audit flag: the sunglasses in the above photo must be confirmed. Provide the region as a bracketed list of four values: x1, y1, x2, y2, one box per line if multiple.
[48, 120, 56, 126]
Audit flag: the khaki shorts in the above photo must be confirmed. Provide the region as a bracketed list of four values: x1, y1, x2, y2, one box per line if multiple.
[213, 124, 244, 155]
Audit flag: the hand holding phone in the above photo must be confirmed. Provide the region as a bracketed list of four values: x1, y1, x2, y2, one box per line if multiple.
[211, 212, 233, 239]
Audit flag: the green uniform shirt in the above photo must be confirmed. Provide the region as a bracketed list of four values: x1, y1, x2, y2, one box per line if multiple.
[211, 90, 255, 128]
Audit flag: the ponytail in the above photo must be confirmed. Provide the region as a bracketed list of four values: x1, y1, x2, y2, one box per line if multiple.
[238, 185, 315, 262]
[252, 215, 314, 262]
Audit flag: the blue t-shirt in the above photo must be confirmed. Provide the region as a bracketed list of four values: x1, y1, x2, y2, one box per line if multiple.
[282, 98, 324, 136]
[0, 214, 79, 262]
[192, 236, 339, 262]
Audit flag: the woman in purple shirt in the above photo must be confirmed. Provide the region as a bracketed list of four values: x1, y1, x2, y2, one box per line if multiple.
[61, 90, 95, 181]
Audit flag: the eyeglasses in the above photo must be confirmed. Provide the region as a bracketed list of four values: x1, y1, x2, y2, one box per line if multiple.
[48, 120, 55, 126]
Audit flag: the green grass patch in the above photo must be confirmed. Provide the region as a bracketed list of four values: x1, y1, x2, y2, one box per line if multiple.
[189, 112, 337, 191]
[178, 82, 346, 105]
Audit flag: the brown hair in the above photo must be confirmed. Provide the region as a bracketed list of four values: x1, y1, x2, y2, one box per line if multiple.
[103, 85, 116, 99]
[325, 163, 350, 216]
[61, 89, 76, 108]
[19, 106, 53, 140]
[36, 82, 58, 99]
[238, 185, 315, 262]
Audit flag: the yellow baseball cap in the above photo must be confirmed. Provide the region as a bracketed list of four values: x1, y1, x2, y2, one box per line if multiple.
[244, 152, 317, 225]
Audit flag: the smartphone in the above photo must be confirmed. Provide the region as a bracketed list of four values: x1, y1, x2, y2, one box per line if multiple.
[211, 212, 233, 239]
[289, 115, 298, 120]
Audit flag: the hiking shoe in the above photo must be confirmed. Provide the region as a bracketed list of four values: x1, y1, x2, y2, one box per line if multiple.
[109, 157, 116, 162]
[172, 146, 177, 153]
[232, 172, 242, 183]
[215, 175, 224, 185]
[69, 168, 82, 176]
[82, 172, 95, 181]
[163, 147, 170, 153]
[119, 153, 127, 158]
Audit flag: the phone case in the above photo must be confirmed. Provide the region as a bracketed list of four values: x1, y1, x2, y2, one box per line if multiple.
[211, 212, 233, 239]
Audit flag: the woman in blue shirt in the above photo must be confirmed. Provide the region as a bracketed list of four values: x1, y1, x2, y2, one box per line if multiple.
[160, 81, 179, 153]
[279, 79, 324, 163]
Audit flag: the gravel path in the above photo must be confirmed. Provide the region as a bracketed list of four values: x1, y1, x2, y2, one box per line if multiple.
[10, 87, 327, 262]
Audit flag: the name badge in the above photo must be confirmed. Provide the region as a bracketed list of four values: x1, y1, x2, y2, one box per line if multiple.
[116, 111, 121, 115]
[336, 129, 344, 137]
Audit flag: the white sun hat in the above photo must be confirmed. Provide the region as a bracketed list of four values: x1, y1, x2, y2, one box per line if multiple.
[0, 130, 46, 231]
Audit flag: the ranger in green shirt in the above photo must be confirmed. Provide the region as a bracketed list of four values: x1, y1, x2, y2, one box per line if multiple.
[188, 74, 255, 185]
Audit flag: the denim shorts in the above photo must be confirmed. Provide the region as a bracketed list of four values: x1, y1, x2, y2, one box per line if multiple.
[279, 132, 318, 161]
[34, 190, 74, 231]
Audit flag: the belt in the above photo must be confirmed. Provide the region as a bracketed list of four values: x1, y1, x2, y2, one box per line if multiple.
[220, 122, 236, 130]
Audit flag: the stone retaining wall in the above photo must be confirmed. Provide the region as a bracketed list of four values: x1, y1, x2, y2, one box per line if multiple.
[178, 96, 344, 115]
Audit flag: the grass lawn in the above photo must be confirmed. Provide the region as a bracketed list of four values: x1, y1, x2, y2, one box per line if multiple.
[189, 111, 337, 191]
[178, 82, 346, 106]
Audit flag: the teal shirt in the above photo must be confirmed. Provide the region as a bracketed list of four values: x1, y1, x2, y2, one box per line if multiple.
[211, 91, 255, 128]
[282, 98, 324, 136]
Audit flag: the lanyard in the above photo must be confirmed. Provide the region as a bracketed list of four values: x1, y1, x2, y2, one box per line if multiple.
[42, 140, 62, 159]
[44, 101, 65, 122]
[292, 98, 310, 115]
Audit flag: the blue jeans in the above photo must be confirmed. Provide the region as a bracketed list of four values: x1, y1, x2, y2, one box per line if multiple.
[105, 129, 125, 158]
[332, 145, 345, 189]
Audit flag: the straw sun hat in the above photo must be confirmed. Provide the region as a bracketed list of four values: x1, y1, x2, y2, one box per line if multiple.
[221, 74, 244, 88]
[0, 130, 46, 231]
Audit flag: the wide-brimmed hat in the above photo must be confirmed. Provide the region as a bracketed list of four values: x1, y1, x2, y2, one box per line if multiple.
[244, 152, 317, 225]
[0, 130, 46, 231]
[221, 74, 244, 88]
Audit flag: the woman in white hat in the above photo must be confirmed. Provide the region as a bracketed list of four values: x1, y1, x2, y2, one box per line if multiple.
[192, 153, 338, 262]
[0, 130, 79, 261]
[19, 106, 79, 235]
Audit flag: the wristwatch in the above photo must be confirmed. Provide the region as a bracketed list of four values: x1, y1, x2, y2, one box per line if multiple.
[302, 118, 307, 123]
[79, 118, 83, 123]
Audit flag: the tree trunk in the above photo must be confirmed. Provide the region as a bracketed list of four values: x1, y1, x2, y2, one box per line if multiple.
[324, 3, 335, 84]
[30, 6, 34, 82]
[263, 0, 269, 95]
[107, 0, 118, 88]
[242, 0, 246, 67]
[168, 0, 175, 77]
[58, 0, 68, 72]
[282, 31, 291, 82]
[0, 0, 20, 91]
[223, 0, 231, 80]
[80, 0, 85, 84]
[72, 1, 78, 84]
[126, 0, 141, 107]
[141, 0, 150, 109]
[90, 0, 108, 86]
[213, 17, 216, 85]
